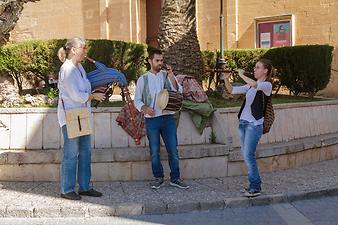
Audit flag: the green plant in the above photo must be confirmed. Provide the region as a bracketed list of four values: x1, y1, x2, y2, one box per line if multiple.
[209, 130, 216, 144]
[264, 45, 333, 97]
[46, 87, 58, 99]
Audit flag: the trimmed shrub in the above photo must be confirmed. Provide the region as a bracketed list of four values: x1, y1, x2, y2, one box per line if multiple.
[0, 39, 148, 95]
[264, 45, 333, 96]
[84, 39, 147, 82]
[202, 49, 267, 86]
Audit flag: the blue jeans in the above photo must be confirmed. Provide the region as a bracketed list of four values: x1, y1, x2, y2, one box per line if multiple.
[238, 120, 263, 191]
[145, 115, 180, 181]
[61, 125, 92, 194]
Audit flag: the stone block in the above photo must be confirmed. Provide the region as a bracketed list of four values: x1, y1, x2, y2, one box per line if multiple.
[130, 161, 152, 180]
[271, 155, 288, 171]
[257, 157, 273, 172]
[311, 148, 321, 163]
[7, 150, 59, 164]
[180, 157, 228, 179]
[295, 151, 305, 167]
[166, 202, 199, 214]
[228, 150, 243, 161]
[6, 205, 34, 217]
[10, 114, 27, 149]
[227, 161, 246, 176]
[204, 127, 212, 144]
[94, 113, 111, 148]
[108, 162, 132, 181]
[111, 113, 128, 148]
[0, 114, 10, 149]
[128, 135, 146, 148]
[177, 112, 193, 145]
[43, 113, 60, 149]
[199, 200, 225, 211]
[114, 147, 149, 162]
[91, 149, 114, 163]
[287, 153, 297, 168]
[26, 114, 43, 149]
[0, 164, 59, 181]
[92, 163, 111, 181]
[224, 197, 250, 208]
[33, 206, 62, 217]
[302, 149, 313, 166]
[115, 203, 144, 216]
[326, 144, 338, 160]
[0, 151, 8, 164]
[60, 206, 88, 217]
[88, 205, 116, 217]
[191, 126, 206, 145]
[32, 164, 60, 181]
[320, 146, 327, 161]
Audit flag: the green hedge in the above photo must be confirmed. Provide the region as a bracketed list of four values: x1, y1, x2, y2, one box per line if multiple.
[0, 40, 333, 97]
[0, 39, 147, 95]
[263, 45, 333, 96]
[202, 49, 267, 86]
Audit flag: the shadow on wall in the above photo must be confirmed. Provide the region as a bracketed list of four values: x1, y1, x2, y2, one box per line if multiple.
[235, 22, 255, 49]
[318, 46, 338, 98]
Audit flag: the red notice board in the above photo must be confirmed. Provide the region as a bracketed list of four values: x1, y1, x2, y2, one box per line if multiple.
[257, 20, 291, 48]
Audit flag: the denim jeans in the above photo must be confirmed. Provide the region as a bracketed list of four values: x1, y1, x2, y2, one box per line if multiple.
[238, 119, 263, 191]
[145, 114, 180, 181]
[61, 125, 92, 194]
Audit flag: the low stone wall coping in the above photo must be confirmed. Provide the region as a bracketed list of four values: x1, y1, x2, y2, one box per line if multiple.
[229, 132, 338, 162]
[0, 99, 337, 114]
[0, 144, 229, 165]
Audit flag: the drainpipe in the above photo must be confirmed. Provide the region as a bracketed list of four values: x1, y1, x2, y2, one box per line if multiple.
[105, 0, 109, 39]
[135, 0, 140, 43]
[219, 0, 225, 65]
[235, 0, 238, 48]
[129, 0, 133, 42]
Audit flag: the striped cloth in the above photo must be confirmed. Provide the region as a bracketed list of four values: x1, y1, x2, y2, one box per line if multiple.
[86, 61, 128, 89]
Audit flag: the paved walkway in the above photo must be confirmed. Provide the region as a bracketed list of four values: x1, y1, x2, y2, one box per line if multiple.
[1, 158, 338, 217]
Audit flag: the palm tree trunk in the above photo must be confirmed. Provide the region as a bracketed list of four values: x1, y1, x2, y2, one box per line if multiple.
[158, 0, 204, 80]
[0, 0, 39, 46]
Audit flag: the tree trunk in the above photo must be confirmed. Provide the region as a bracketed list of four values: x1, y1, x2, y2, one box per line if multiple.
[0, 0, 39, 46]
[158, 0, 204, 80]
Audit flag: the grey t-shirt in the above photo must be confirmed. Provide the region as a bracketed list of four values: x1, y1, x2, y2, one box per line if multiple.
[232, 81, 272, 125]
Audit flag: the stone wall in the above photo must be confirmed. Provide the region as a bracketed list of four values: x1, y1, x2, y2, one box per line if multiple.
[0, 101, 338, 181]
[0, 100, 337, 150]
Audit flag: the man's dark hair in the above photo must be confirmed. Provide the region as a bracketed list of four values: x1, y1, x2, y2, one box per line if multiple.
[148, 49, 163, 59]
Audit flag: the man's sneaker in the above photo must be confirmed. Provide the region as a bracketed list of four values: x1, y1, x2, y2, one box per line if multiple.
[151, 177, 164, 189]
[60, 191, 81, 200]
[240, 187, 249, 193]
[169, 179, 190, 189]
[244, 189, 261, 198]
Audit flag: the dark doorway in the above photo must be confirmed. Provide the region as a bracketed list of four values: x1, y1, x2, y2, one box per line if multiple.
[146, 0, 161, 47]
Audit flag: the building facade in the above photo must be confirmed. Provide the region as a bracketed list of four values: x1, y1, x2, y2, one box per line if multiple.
[10, 0, 338, 97]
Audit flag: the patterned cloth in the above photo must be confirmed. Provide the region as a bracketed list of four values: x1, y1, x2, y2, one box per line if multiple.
[116, 100, 146, 145]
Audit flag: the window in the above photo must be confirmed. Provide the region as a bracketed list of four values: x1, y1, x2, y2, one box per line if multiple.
[255, 15, 293, 48]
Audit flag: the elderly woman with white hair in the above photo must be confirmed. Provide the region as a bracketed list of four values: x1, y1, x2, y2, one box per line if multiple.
[57, 37, 105, 200]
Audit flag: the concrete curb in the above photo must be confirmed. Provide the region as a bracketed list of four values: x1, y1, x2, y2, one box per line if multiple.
[1, 186, 338, 217]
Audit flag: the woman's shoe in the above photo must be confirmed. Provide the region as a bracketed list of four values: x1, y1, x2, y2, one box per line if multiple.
[60, 191, 81, 200]
[78, 189, 103, 197]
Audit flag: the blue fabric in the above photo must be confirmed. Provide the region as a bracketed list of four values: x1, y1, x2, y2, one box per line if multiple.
[145, 115, 180, 181]
[238, 119, 263, 191]
[86, 61, 128, 89]
[60, 125, 92, 194]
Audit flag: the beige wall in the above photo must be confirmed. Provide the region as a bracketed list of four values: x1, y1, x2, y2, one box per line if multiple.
[11, 0, 85, 40]
[196, 0, 225, 51]
[11, 0, 146, 43]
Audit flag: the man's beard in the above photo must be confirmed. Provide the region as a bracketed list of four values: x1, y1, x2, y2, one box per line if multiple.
[152, 65, 161, 73]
